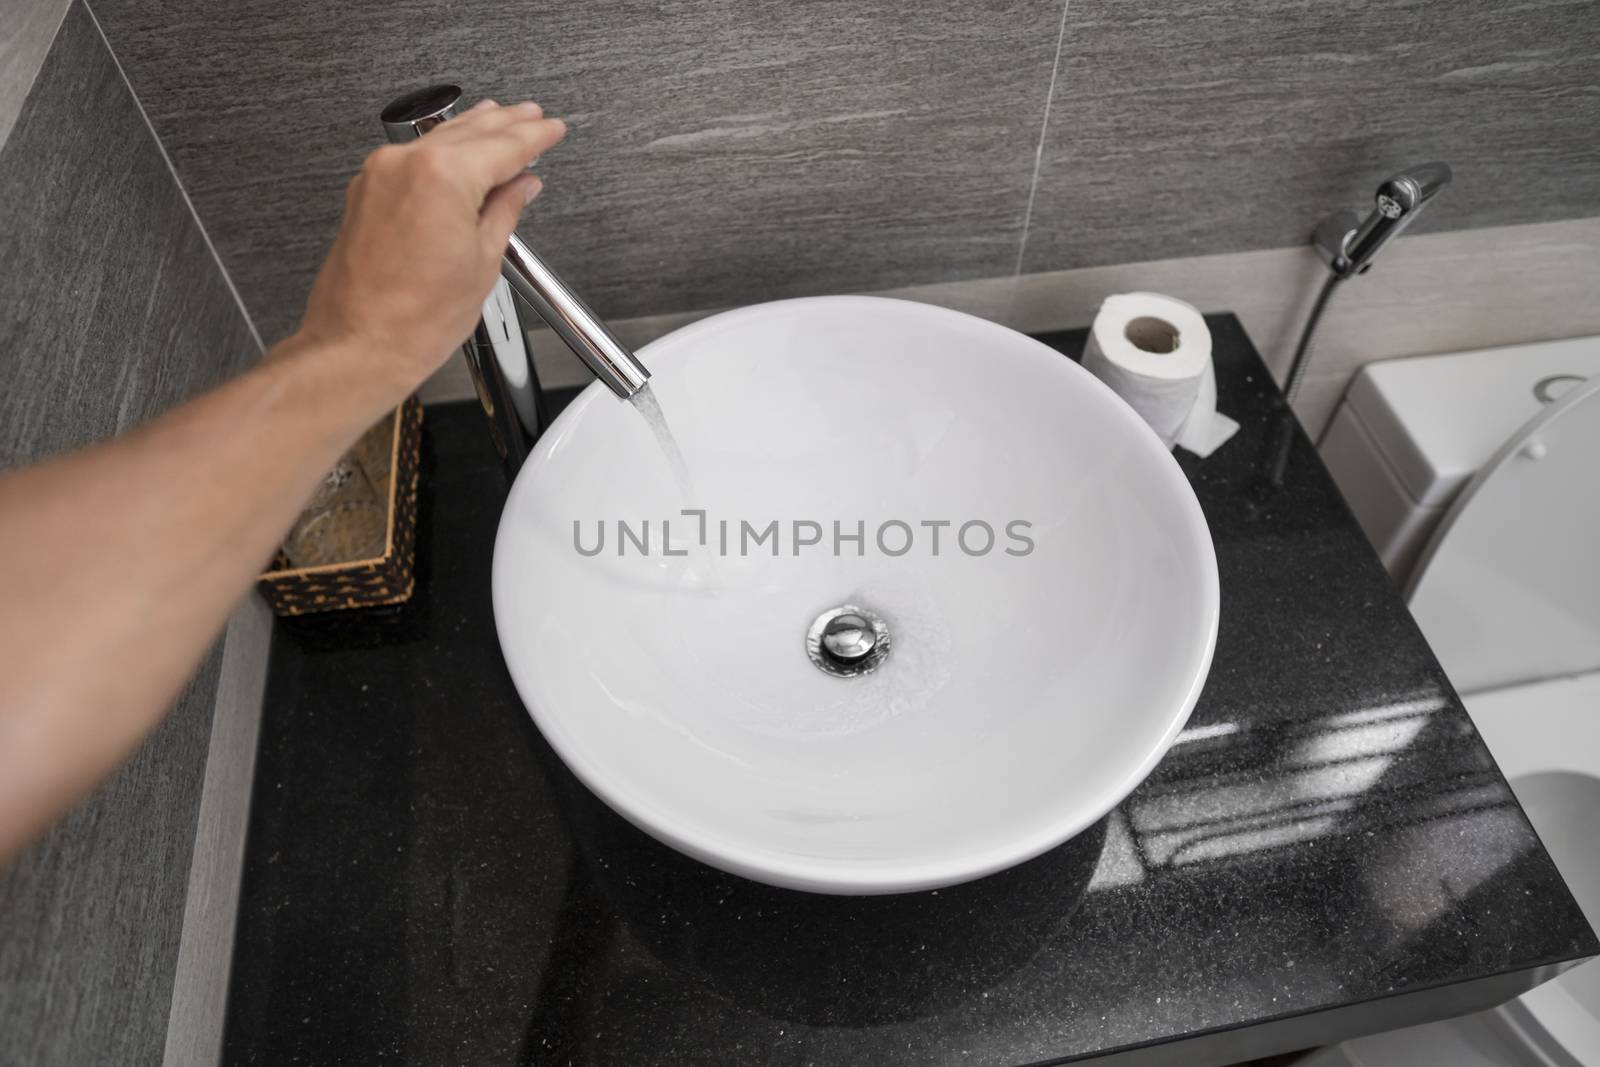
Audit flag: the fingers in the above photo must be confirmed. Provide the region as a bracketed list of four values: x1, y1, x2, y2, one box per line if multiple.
[447, 117, 567, 196]
[409, 102, 565, 198]
[362, 99, 564, 212]
[479, 173, 544, 250]
[428, 99, 544, 141]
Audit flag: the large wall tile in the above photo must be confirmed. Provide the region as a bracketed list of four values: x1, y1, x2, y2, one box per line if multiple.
[0, 4, 258, 1064]
[0, 0, 71, 151]
[91, 0, 1067, 343]
[0, 6, 258, 464]
[1023, 0, 1600, 272]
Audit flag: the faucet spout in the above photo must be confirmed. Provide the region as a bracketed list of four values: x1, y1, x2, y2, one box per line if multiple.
[378, 84, 650, 401]
[500, 234, 650, 398]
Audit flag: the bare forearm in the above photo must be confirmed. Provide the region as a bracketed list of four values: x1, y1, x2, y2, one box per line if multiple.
[0, 333, 403, 859]
[0, 97, 562, 861]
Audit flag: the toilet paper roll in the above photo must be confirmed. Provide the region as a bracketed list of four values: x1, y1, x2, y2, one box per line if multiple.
[1082, 291, 1239, 457]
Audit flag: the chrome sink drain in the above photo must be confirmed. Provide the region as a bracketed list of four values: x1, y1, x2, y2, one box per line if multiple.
[806, 604, 891, 677]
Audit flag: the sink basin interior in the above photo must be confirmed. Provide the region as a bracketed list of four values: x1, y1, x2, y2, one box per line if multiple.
[493, 296, 1219, 893]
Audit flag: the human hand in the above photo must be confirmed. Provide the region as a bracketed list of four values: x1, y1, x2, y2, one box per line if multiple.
[297, 100, 567, 398]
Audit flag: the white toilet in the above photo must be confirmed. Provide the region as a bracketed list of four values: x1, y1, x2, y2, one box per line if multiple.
[1309, 336, 1600, 1066]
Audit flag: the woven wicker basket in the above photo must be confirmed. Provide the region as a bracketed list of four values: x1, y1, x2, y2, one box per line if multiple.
[257, 397, 423, 616]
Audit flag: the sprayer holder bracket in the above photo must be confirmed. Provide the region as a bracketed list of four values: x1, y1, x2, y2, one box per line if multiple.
[1311, 209, 1365, 277]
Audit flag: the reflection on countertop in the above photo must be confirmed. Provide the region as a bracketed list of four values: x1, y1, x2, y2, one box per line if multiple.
[222, 315, 1596, 1067]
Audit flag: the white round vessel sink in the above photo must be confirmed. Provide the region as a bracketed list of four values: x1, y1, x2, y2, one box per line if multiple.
[493, 296, 1219, 894]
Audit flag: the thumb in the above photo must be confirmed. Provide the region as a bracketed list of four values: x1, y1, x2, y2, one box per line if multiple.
[480, 173, 543, 249]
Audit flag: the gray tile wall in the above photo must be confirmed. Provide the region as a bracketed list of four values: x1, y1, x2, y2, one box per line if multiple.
[90, 0, 1066, 343]
[1023, 0, 1600, 271]
[0, 4, 260, 1064]
[89, 0, 1600, 347]
[0, 0, 71, 152]
[0, 5, 258, 463]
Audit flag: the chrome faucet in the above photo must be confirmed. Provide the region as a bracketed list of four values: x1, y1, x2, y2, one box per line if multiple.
[379, 84, 650, 474]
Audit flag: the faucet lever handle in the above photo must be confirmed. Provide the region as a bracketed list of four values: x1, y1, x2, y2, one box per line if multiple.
[379, 83, 463, 143]
[378, 84, 650, 400]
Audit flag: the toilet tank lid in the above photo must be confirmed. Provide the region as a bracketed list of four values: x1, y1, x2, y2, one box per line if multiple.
[1348, 336, 1600, 507]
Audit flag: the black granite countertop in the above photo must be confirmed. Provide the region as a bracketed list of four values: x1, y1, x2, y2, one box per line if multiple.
[223, 315, 1596, 1066]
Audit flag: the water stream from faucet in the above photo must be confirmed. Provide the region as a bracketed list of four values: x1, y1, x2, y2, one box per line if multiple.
[627, 383, 721, 589]
[628, 383, 697, 506]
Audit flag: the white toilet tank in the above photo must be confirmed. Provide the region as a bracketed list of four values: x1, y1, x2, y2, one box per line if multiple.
[1320, 336, 1600, 585]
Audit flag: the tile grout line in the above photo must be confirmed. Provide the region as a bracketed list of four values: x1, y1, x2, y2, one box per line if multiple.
[81, 0, 267, 355]
[1013, 0, 1071, 278]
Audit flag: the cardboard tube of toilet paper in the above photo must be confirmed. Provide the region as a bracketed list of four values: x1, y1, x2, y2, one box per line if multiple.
[1082, 292, 1214, 448]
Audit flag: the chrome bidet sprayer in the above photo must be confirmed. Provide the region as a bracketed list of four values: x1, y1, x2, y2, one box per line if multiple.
[1268, 163, 1453, 486]
[1312, 162, 1453, 283]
